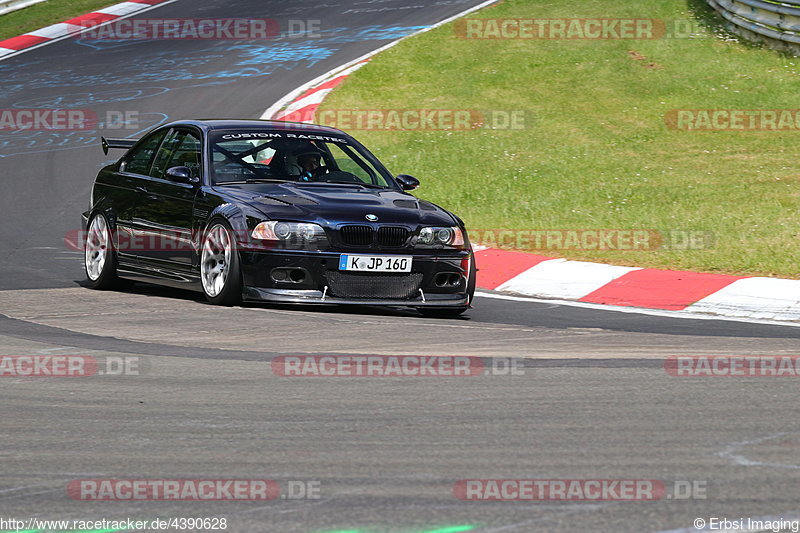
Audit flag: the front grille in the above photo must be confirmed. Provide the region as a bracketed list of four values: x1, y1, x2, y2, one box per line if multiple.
[340, 225, 373, 246]
[325, 271, 423, 299]
[339, 225, 410, 247]
[377, 226, 409, 246]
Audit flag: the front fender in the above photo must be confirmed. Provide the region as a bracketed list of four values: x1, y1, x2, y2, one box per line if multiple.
[200, 202, 269, 255]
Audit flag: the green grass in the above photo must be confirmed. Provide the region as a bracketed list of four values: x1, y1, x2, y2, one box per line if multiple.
[0, 0, 117, 41]
[318, 0, 800, 277]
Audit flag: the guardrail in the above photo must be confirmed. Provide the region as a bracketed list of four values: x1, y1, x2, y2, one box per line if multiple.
[0, 0, 47, 17]
[706, 0, 800, 54]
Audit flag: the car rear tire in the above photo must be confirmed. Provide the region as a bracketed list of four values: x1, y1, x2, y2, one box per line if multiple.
[84, 212, 121, 290]
[200, 219, 242, 306]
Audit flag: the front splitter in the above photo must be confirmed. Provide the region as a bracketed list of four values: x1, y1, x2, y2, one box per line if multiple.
[242, 286, 469, 307]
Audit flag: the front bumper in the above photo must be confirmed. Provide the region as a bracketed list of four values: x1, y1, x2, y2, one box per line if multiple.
[242, 287, 468, 307]
[240, 249, 471, 307]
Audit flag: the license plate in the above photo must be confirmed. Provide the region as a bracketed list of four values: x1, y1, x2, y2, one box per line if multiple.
[339, 254, 412, 272]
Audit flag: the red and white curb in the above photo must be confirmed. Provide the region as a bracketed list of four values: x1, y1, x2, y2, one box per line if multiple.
[268, 2, 798, 324]
[475, 248, 800, 322]
[264, 68, 800, 322]
[0, 0, 175, 61]
[265, 59, 372, 123]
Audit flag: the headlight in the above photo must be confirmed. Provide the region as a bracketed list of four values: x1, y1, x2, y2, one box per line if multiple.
[436, 228, 454, 244]
[252, 221, 328, 249]
[415, 226, 465, 248]
[274, 222, 292, 240]
[418, 227, 434, 245]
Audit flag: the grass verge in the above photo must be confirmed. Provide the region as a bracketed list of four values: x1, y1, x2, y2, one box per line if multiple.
[317, 0, 800, 278]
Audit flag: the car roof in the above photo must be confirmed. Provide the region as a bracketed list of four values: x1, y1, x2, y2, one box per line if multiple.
[162, 119, 352, 138]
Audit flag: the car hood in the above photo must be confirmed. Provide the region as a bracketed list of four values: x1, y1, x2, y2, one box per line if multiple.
[213, 182, 459, 227]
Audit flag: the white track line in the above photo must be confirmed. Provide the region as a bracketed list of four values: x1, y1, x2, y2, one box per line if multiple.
[717, 432, 800, 470]
[475, 291, 800, 328]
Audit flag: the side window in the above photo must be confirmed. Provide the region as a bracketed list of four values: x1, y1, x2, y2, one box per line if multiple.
[168, 132, 202, 180]
[123, 130, 167, 175]
[152, 130, 202, 181]
[326, 142, 375, 183]
[211, 140, 275, 183]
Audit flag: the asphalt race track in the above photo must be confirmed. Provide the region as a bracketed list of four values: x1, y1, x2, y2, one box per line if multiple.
[2, 1, 800, 532]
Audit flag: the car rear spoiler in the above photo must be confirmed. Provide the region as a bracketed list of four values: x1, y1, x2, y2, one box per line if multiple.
[101, 137, 138, 155]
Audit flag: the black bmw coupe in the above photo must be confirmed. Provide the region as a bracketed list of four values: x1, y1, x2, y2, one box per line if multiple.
[82, 120, 475, 317]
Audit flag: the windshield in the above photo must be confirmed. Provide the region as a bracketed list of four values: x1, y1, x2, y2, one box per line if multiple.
[209, 130, 396, 188]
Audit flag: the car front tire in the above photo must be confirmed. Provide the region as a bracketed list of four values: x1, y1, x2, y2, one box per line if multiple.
[200, 219, 242, 306]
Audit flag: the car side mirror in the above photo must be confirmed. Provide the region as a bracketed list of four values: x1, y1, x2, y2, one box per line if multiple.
[395, 174, 420, 191]
[166, 166, 199, 185]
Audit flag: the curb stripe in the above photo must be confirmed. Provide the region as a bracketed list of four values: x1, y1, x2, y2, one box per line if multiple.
[270, 61, 371, 123]
[295, 73, 353, 101]
[271, 61, 374, 122]
[274, 89, 334, 120]
[688, 277, 800, 320]
[478, 247, 800, 321]
[579, 269, 747, 311]
[474, 249, 553, 290]
[0, 34, 48, 50]
[28, 22, 80, 39]
[62, 12, 119, 26]
[0, 0, 172, 59]
[294, 60, 370, 101]
[497, 259, 641, 301]
[275, 103, 322, 124]
[95, 1, 155, 16]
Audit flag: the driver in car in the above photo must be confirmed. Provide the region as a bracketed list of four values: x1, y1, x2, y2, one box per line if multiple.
[297, 151, 327, 182]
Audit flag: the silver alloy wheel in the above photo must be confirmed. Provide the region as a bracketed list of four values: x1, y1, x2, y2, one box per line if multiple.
[201, 223, 232, 298]
[85, 214, 109, 281]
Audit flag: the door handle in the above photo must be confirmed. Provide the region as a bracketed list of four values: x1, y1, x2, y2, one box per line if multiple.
[135, 186, 149, 194]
